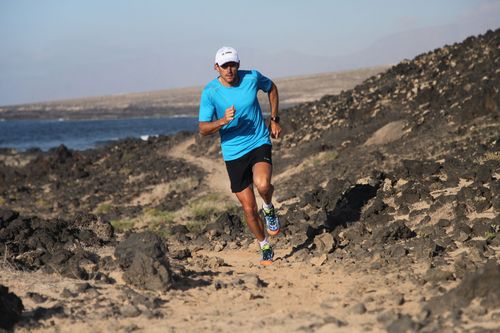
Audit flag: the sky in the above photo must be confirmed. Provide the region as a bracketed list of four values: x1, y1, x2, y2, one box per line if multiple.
[1, 0, 499, 106]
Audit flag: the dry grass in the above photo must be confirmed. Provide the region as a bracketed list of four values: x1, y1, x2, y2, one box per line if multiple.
[477, 151, 500, 163]
[131, 177, 199, 206]
[183, 193, 239, 233]
[110, 218, 136, 232]
[94, 202, 113, 215]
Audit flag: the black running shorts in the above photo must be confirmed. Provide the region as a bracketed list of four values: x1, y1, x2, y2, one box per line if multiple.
[225, 144, 272, 193]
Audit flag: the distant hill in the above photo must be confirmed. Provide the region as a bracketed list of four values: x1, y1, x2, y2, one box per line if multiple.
[0, 66, 388, 120]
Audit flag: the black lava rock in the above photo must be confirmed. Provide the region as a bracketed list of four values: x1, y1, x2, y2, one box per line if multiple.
[0, 284, 24, 330]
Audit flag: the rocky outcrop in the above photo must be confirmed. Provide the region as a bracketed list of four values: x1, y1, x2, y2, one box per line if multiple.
[0, 209, 114, 280]
[274, 29, 499, 193]
[0, 132, 204, 221]
[427, 261, 500, 314]
[115, 232, 173, 291]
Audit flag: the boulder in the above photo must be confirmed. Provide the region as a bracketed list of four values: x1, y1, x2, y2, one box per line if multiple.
[0, 284, 24, 330]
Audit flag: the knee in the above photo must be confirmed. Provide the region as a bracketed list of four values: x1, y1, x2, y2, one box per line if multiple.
[254, 178, 272, 194]
[241, 203, 258, 218]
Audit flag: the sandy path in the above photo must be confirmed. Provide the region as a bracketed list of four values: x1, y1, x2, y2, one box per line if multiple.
[167, 137, 237, 204]
[145, 247, 429, 333]
[167, 137, 283, 209]
[3, 246, 430, 333]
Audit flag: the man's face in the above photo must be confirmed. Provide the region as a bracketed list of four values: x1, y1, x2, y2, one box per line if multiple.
[215, 61, 239, 85]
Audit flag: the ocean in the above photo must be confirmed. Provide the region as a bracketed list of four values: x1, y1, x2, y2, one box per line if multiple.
[0, 117, 198, 151]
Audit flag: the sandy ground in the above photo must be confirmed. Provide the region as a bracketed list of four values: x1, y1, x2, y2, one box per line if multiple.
[1, 246, 429, 333]
[6, 241, 498, 332]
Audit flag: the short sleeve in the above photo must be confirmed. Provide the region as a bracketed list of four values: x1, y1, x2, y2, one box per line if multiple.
[255, 70, 273, 93]
[198, 88, 215, 122]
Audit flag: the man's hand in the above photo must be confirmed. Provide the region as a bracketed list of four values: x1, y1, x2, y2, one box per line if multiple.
[223, 105, 235, 125]
[267, 82, 281, 139]
[199, 105, 236, 136]
[269, 120, 282, 139]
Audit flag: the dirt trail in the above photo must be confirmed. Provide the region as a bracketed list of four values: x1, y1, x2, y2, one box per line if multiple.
[167, 137, 237, 204]
[1, 246, 427, 333]
[167, 137, 283, 209]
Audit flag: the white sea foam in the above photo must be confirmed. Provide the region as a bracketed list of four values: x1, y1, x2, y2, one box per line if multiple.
[140, 134, 159, 141]
[170, 114, 193, 118]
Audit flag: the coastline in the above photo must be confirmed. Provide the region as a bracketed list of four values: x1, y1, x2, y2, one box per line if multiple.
[0, 116, 198, 152]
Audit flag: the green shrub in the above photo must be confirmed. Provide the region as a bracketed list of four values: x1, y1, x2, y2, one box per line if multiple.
[110, 218, 135, 232]
[95, 203, 112, 215]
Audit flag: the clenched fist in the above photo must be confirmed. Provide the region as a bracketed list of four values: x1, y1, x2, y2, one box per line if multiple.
[223, 105, 235, 125]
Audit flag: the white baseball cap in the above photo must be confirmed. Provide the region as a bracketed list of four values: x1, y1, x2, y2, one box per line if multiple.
[215, 46, 239, 66]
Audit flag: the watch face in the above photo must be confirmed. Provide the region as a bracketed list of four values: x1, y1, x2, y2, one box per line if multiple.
[272, 116, 280, 123]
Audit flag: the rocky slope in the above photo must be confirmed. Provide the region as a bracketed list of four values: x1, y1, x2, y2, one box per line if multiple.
[0, 29, 499, 332]
[0, 132, 203, 222]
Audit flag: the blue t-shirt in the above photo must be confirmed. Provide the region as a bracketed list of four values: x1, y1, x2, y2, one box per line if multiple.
[199, 70, 272, 161]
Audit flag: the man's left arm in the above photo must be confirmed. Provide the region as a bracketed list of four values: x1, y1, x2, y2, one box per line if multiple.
[268, 82, 282, 139]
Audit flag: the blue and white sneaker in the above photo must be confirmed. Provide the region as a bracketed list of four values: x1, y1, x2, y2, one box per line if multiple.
[263, 205, 280, 236]
[260, 244, 274, 266]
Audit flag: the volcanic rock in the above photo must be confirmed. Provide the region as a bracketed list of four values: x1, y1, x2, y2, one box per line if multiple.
[0, 211, 113, 280]
[427, 261, 500, 314]
[386, 314, 421, 333]
[0, 134, 204, 221]
[412, 238, 445, 259]
[313, 232, 336, 254]
[456, 185, 493, 214]
[26, 292, 49, 304]
[202, 211, 248, 242]
[0, 285, 24, 330]
[371, 220, 415, 243]
[115, 231, 173, 291]
[351, 303, 367, 314]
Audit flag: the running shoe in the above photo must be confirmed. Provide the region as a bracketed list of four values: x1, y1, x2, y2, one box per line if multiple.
[263, 205, 280, 236]
[260, 244, 274, 266]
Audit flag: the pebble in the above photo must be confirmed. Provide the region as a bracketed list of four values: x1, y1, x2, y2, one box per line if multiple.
[60, 288, 74, 298]
[393, 294, 405, 306]
[121, 324, 140, 333]
[208, 257, 225, 269]
[417, 308, 431, 321]
[26, 292, 48, 304]
[213, 242, 225, 252]
[351, 303, 367, 314]
[120, 304, 141, 318]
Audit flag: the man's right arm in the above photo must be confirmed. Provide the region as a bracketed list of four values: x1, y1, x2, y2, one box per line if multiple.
[199, 118, 227, 136]
[199, 106, 235, 136]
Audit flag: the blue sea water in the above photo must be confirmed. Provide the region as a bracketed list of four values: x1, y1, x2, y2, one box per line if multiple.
[0, 117, 198, 151]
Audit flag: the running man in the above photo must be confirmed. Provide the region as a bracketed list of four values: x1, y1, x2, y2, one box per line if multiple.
[198, 46, 282, 265]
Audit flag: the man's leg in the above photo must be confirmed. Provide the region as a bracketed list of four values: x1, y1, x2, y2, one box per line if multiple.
[252, 162, 273, 204]
[253, 161, 280, 236]
[235, 185, 274, 265]
[234, 185, 265, 241]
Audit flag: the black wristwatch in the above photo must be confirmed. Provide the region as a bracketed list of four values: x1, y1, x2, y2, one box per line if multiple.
[270, 116, 280, 123]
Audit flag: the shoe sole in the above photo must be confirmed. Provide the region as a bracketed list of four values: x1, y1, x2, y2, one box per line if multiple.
[267, 228, 280, 236]
[260, 259, 273, 266]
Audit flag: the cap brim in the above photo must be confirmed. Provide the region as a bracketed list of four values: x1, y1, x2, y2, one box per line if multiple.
[217, 57, 239, 66]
